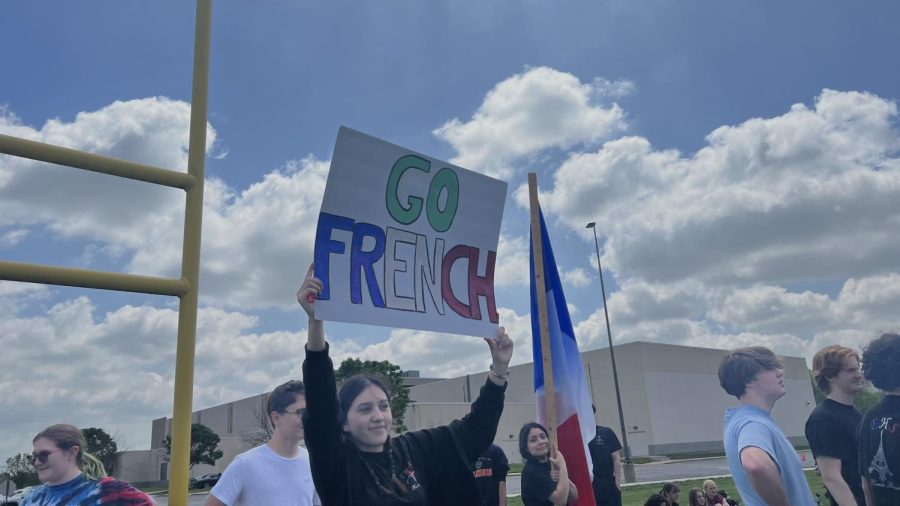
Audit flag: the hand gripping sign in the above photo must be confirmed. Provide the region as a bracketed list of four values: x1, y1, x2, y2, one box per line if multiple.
[313, 127, 508, 337]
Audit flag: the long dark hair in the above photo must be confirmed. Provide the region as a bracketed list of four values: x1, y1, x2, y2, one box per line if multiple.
[518, 422, 549, 461]
[338, 374, 392, 427]
[339, 375, 415, 498]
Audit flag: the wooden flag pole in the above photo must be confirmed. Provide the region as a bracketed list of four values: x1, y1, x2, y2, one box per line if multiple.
[528, 172, 558, 455]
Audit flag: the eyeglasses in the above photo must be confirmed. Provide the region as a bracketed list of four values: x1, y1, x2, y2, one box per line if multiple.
[279, 408, 306, 418]
[28, 449, 62, 464]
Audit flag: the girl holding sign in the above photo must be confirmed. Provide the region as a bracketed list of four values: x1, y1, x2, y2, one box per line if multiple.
[297, 268, 514, 506]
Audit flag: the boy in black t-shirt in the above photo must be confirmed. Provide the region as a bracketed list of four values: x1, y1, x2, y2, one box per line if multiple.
[805, 345, 866, 506]
[588, 424, 623, 506]
[858, 333, 900, 506]
[473, 444, 510, 506]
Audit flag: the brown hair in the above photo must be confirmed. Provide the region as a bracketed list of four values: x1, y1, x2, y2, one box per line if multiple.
[33, 424, 86, 468]
[33, 424, 107, 480]
[718, 347, 783, 398]
[812, 345, 860, 393]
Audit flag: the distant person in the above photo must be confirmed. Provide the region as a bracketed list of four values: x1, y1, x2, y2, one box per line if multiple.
[805, 345, 865, 506]
[206, 380, 320, 506]
[644, 493, 667, 506]
[21, 423, 154, 506]
[701, 480, 726, 506]
[687, 488, 706, 506]
[588, 406, 623, 506]
[660, 482, 680, 506]
[519, 422, 578, 506]
[858, 333, 900, 506]
[473, 444, 509, 506]
[719, 346, 816, 505]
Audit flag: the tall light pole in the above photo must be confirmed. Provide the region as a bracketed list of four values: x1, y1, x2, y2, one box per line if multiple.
[586, 222, 634, 482]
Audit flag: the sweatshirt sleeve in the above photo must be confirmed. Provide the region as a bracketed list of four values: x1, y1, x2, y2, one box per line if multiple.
[452, 378, 507, 461]
[404, 377, 507, 465]
[302, 343, 347, 501]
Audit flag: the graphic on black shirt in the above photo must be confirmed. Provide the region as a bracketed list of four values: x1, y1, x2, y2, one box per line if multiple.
[858, 396, 900, 506]
[868, 430, 895, 487]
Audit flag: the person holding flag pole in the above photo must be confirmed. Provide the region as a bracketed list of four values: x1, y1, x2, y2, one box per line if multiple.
[525, 173, 598, 506]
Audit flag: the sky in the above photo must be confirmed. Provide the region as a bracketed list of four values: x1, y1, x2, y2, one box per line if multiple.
[2, 0, 899, 462]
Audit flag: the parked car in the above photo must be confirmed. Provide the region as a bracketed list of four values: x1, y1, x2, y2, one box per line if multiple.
[1, 487, 34, 506]
[189, 473, 221, 490]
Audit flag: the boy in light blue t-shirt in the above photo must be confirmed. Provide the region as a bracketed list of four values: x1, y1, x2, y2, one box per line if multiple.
[718, 347, 815, 506]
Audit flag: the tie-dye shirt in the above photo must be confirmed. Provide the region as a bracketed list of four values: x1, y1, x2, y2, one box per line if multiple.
[20, 474, 154, 505]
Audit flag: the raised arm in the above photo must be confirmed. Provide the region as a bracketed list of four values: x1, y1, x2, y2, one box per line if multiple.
[297, 264, 325, 351]
[453, 326, 514, 460]
[297, 267, 345, 501]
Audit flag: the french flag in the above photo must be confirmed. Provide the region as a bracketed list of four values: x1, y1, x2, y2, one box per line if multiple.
[529, 210, 596, 506]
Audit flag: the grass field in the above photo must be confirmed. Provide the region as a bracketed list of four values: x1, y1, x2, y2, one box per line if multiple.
[506, 469, 827, 505]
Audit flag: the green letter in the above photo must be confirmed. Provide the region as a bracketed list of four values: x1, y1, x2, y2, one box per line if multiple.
[386, 155, 430, 225]
[426, 168, 459, 233]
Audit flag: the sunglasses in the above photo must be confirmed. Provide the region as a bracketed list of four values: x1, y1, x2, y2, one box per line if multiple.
[28, 449, 63, 464]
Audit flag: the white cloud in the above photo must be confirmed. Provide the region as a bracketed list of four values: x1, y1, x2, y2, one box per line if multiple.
[529, 89, 900, 286]
[0, 228, 28, 248]
[562, 267, 591, 288]
[434, 66, 627, 179]
[0, 99, 328, 310]
[494, 234, 530, 287]
[0, 291, 317, 461]
[341, 307, 533, 378]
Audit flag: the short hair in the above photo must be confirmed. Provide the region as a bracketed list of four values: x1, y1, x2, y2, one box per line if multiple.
[267, 380, 305, 426]
[518, 422, 549, 461]
[644, 493, 667, 506]
[338, 374, 392, 426]
[718, 347, 783, 398]
[861, 333, 900, 391]
[812, 345, 860, 393]
[703, 479, 717, 490]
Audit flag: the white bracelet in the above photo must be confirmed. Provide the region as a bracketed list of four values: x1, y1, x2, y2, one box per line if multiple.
[489, 364, 510, 381]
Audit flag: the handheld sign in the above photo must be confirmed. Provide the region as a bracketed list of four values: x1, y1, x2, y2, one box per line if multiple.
[314, 127, 508, 337]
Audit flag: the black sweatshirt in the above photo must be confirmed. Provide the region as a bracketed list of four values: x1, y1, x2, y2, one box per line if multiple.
[302, 344, 507, 506]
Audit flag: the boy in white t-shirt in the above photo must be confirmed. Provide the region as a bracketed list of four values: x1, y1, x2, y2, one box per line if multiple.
[206, 380, 321, 506]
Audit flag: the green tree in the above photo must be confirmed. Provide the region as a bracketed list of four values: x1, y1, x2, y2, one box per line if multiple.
[81, 427, 118, 475]
[163, 423, 224, 469]
[4, 453, 39, 487]
[336, 358, 413, 432]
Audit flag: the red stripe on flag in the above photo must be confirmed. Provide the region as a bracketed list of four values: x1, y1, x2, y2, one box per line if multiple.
[558, 414, 596, 506]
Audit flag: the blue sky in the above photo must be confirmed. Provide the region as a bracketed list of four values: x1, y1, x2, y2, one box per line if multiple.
[2, 0, 899, 461]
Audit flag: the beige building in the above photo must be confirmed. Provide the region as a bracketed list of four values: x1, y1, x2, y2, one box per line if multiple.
[116, 341, 815, 482]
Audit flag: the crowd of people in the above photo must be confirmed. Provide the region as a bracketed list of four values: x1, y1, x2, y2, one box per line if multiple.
[717, 334, 900, 506]
[12, 271, 899, 506]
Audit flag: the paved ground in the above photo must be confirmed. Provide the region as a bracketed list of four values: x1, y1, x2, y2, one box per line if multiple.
[153, 454, 817, 502]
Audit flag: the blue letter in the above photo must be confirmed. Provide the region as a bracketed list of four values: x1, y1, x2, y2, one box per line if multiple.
[350, 223, 386, 307]
[314, 213, 355, 300]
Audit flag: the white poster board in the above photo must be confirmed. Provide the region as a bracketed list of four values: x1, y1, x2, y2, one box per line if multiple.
[313, 127, 508, 337]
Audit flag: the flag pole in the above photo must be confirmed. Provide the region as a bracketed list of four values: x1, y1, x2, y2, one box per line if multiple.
[528, 173, 558, 453]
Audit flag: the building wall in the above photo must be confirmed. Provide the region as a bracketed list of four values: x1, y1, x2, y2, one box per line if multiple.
[407, 341, 815, 458]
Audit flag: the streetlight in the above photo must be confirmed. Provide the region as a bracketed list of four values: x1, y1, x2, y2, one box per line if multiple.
[586, 222, 635, 483]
